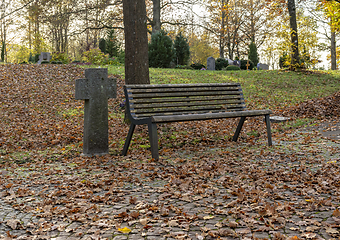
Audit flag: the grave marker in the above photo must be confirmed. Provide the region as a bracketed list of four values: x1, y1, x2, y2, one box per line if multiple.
[75, 68, 117, 156]
[246, 60, 250, 70]
[37, 52, 51, 64]
[207, 57, 215, 70]
[257, 63, 269, 70]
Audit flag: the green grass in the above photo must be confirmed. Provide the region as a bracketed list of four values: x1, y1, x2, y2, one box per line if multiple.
[105, 66, 340, 110]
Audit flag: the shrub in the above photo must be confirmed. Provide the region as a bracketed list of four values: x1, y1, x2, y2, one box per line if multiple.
[148, 30, 175, 68]
[240, 59, 254, 70]
[99, 38, 106, 54]
[174, 32, 190, 65]
[41, 61, 50, 64]
[190, 63, 206, 70]
[248, 41, 259, 66]
[215, 58, 229, 70]
[103, 57, 122, 66]
[51, 52, 69, 64]
[34, 54, 40, 63]
[28, 53, 35, 63]
[175, 65, 192, 69]
[279, 52, 290, 69]
[226, 65, 240, 71]
[1, 41, 5, 62]
[82, 48, 109, 65]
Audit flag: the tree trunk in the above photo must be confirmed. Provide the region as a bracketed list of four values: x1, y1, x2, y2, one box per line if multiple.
[152, 0, 161, 34]
[331, 30, 336, 70]
[250, 0, 255, 42]
[219, 0, 225, 58]
[123, 0, 150, 85]
[287, 0, 299, 70]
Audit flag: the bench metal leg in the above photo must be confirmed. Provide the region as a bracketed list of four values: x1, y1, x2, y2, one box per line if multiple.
[122, 123, 136, 156]
[148, 122, 159, 160]
[233, 116, 246, 142]
[265, 115, 272, 146]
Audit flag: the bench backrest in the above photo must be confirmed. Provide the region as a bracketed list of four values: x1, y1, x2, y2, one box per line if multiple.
[124, 83, 247, 119]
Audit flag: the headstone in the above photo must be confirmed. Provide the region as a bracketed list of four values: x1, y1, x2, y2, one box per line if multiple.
[257, 63, 269, 70]
[75, 68, 117, 156]
[232, 60, 241, 67]
[227, 59, 234, 65]
[207, 57, 215, 70]
[37, 52, 51, 64]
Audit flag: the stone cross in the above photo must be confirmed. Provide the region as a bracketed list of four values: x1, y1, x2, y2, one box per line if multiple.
[207, 57, 215, 70]
[246, 60, 250, 70]
[75, 68, 117, 156]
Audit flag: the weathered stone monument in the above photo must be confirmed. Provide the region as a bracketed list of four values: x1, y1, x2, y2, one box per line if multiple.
[37, 52, 51, 64]
[257, 63, 269, 70]
[75, 68, 117, 156]
[207, 57, 215, 70]
[227, 59, 234, 65]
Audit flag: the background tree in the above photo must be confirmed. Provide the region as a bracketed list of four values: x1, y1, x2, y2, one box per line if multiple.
[189, 33, 219, 64]
[99, 38, 106, 53]
[288, 0, 300, 70]
[174, 32, 190, 65]
[248, 41, 259, 66]
[106, 29, 120, 58]
[123, 0, 149, 84]
[317, 0, 340, 69]
[148, 30, 175, 68]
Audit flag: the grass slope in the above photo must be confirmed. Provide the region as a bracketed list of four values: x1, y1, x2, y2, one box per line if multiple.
[107, 66, 340, 111]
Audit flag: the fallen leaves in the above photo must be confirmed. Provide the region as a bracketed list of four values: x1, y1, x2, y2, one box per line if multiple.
[6, 219, 21, 230]
[326, 227, 339, 234]
[0, 65, 340, 239]
[333, 208, 340, 217]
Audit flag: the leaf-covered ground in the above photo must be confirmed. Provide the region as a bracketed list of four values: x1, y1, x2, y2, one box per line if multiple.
[0, 65, 339, 240]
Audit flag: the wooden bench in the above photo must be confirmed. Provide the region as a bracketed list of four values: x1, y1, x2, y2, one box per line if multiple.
[122, 83, 272, 160]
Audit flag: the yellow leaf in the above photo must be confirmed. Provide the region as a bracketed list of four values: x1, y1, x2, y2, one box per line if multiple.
[203, 215, 215, 220]
[327, 160, 337, 164]
[118, 227, 131, 233]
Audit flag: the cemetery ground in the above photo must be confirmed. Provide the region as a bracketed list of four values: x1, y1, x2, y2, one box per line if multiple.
[0, 65, 340, 240]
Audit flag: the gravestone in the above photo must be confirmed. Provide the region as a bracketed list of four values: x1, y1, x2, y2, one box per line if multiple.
[232, 60, 241, 67]
[37, 52, 51, 64]
[75, 68, 117, 156]
[207, 57, 215, 70]
[257, 63, 269, 70]
[227, 59, 234, 65]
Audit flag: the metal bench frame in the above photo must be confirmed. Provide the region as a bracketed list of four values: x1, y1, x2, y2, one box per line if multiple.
[122, 83, 272, 159]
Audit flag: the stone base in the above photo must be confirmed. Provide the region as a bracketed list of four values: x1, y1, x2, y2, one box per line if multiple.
[80, 152, 109, 157]
[270, 116, 291, 123]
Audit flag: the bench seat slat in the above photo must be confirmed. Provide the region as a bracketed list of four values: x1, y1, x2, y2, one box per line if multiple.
[131, 104, 246, 115]
[130, 95, 243, 104]
[125, 83, 241, 89]
[127, 86, 242, 93]
[132, 107, 248, 118]
[127, 90, 244, 99]
[151, 109, 273, 123]
[130, 99, 245, 109]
